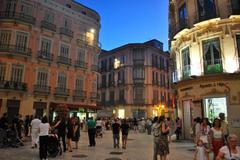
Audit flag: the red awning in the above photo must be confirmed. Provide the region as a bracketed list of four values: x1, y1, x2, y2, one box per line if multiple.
[50, 102, 102, 110]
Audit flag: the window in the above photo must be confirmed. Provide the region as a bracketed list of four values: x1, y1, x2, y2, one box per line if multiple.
[108, 57, 114, 70]
[77, 48, 86, 62]
[110, 91, 115, 102]
[237, 35, 240, 58]
[134, 87, 144, 99]
[203, 38, 222, 73]
[118, 70, 125, 82]
[63, 18, 72, 29]
[153, 90, 159, 103]
[21, 3, 33, 16]
[101, 75, 107, 87]
[44, 11, 54, 23]
[101, 92, 106, 103]
[160, 57, 165, 69]
[57, 73, 67, 89]
[203, 38, 221, 65]
[120, 55, 125, 64]
[119, 90, 125, 101]
[92, 80, 97, 92]
[197, 0, 216, 21]
[101, 59, 107, 71]
[40, 38, 51, 53]
[178, 3, 188, 29]
[133, 68, 144, 79]
[0, 63, 6, 81]
[133, 48, 144, 60]
[4, 0, 16, 13]
[75, 77, 84, 91]
[60, 44, 69, 57]
[37, 69, 48, 86]
[231, 0, 240, 15]
[182, 47, 191, 78]
[16, 31, 28, 49]
[11, 64, 24, 82]
[0, 30, 11, 45]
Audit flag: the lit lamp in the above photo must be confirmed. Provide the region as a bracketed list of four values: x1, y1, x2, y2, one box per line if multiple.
[114, 58, 120, 69]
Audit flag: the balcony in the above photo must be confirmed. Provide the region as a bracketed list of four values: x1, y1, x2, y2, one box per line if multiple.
[133, 59, 144, 66]
[57, 56, 71, 66]
[34, 85, 50, 95]
[133, 78, 144, 84]
[204, 59, 223, 74]
[133, 98, 145, 105]
[0, 44, 31, 57]
[116, 99, 126, 105]
[0, 11, 36, 25]
[73, 90, 86, 99]
[90, 92, 98, 100]
[152, 98, 159, 104]
[91, 65, 98, 72]
[59, 27, 73, 38]
[41, 20, 56, 32]
[0, 81, 27, 91]
[193, 11, 218, 24]
[75, 61, 87, 69]
[54, 87, 70, 96]
[117, 79, 125, 86]
[182, 65, 191, 79]
[38, 50, 53, 61]
[108, 81, 115, 87]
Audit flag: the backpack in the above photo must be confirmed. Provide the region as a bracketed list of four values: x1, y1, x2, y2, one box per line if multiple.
[152, 123, 161, 137]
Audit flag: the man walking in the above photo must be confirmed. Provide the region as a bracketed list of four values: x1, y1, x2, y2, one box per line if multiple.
[87, 117, 96, 147]
[112, 119, 120, 148]
[30, 115, 41, 148]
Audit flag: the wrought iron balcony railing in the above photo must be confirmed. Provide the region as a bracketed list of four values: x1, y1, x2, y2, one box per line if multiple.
[133, 78, 144, 84]
[38, 50, 53, 61]
[0, 44, 32, 57]
[133, 59, 144, 65]
[0, 11, 36, 25]
[73, 90, 86, 99]
[41, 20, 56, 32]
[133, 98, 145, 105]
[0, 81, 27, 91]
[57, 56, 71, 65]
[75, 60, 87, 69]
[34, 85, 50, 94]
[59, 27, 73, 38]
[54, 87, 70, 96]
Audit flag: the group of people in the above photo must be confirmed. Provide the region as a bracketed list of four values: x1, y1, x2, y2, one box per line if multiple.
[192, 113, 240, 160]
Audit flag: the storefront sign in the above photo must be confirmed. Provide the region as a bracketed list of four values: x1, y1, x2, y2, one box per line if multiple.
[200, 82, 227, 89]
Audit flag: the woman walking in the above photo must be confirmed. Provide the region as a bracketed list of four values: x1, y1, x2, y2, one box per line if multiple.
[39, 116, 50, 160]
[121, 119, 130, 149]
[159, 116, 170, 160]
[72, 117, 80, 149]
[210, 118, 224, 160]
[66, 118, 73, 152]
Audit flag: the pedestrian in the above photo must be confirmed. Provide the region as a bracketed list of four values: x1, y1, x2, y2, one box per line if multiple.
[0, 113, 8, 130]
[199, 118, 211, 160]
[112, 119, 120, 148]
[166, 117, 174, 142]
[194, 139, 210, 160]
[24, 115, 30, 137]
[216, 134, 240, 160]
[30, 115, 41, 148]
[195, 117, 202, 144]
[158, 116, 170, 160]
[152, 116, 161, 160]
[146, 118, 152, 135]
[175, 117, 182, 140]
[219, 113, 229, 140]
[66, 117, 73, 152]
[133, 117, 138, 133]
[121, 119, 129, 149]
[87, 117, 96, 147]
[210, 118, 224, 159]
[53, 116, 67, 152]
[72, 117, 80, 149]
[39, 116, 50, 160]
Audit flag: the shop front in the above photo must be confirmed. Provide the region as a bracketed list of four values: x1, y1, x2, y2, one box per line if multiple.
[175, 74, 240, 139]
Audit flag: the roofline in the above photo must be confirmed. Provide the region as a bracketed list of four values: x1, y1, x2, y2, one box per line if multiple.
[72, 0, 101, 20]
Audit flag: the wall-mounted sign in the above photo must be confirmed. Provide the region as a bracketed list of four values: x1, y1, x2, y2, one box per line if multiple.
[180, 87, 193, 91]
[200, 82, 228, 89]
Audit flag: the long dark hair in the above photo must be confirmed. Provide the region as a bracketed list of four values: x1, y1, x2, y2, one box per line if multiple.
[41, 116, 48, 123]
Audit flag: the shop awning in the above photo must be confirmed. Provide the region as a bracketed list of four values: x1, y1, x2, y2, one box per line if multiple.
[50, 102, 102, 110]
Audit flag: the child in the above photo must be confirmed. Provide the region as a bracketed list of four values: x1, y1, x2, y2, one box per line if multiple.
[194, 139, 210, 160]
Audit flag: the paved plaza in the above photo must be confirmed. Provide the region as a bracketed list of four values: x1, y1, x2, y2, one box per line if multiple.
[0, 130, 198, 160]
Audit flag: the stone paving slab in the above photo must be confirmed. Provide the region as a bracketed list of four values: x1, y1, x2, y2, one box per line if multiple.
[0, 130, 201, 160]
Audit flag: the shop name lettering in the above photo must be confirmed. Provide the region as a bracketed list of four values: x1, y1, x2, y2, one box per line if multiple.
[200, 82, 225, 88]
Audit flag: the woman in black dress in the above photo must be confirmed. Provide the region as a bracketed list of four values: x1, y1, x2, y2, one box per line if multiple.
[72, 117, 80, 149]
[67, 118, 73, 152]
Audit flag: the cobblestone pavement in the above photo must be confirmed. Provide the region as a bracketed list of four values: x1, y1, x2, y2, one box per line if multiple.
[0, 130, 201, 160]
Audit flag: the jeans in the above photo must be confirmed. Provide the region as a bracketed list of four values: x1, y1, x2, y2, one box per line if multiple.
[113, 134, 119, 148]
[39, 136, 48, 159]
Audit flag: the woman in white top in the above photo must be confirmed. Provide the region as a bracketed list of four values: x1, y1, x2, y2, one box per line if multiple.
[39, 116, 50, 160]
[216, 134, 240, 160]
[210, 118, 224, 159]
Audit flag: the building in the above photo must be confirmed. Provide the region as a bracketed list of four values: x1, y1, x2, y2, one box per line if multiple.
[0, 0, 101, 122]
[169, 0, 240, 139]
[98, 40, 173, 119]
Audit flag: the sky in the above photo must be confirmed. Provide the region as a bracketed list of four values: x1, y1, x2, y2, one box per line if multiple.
[76, 0, 169, 51]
